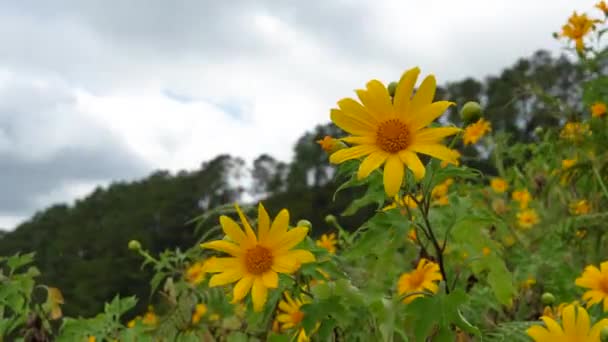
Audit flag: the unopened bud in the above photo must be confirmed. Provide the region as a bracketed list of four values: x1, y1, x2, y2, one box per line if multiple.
[128, 240, 142, 251]
[324, 215, 337, 225]
[317, 136, 346, 154]
[387, 81, 398, 97]
[534, 126, 544, 136]
[460, 101, 483, 124]
[297, 219, 312, 229]
[541, 292, 555, 306]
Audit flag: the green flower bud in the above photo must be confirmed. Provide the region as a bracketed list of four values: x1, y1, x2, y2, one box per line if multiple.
[297, 219, 312, 229]
[128, 240, 142, 251]
[460, 101, 483, 124]
[324, 214, 337, 225]
[541, 292, 555, 306]
[388, 81, 398, 97]
[534, 126, 544, 136]
[601, 327, 608, 342]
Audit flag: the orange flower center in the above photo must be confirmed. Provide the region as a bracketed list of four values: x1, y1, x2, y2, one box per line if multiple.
[291, 310, 305, 324]
[409, 271, 425, 288]
[600, 276, 608, 293]
[244, 245, 273, 274]
[376, 119, 411, 153]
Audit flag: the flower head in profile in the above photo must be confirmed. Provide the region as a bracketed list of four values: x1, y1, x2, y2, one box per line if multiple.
[397, 259, 442, 303]
[185, 260, 207, 285]
[316, 233, 337, 254]
[490, 178, 508, 193]
[329, 67, 460, 196]
[191, 304, 207, 324]
[527, 304, 608, 341]
[463, 118, 491, 145]
[560, 12, 601, 52]
[317, 136, 341, 153]
[512, 189, 532, 209]
[201, 203, 315, 312]
[570, 200, 591, 216]
[275, 292, 316, 342]
[517, 209, 539, 229]
[592, 102, 607, 118]
[46, 287, 64, 320]
[575, 261, 608, 311]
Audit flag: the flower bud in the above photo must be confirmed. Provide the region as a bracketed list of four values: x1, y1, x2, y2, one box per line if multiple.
[128, 240, 142, 251]
[534, 126, 544, 136]
[317, 136, 346, 154]
[297, 219, 312, 229]
[387, 81, 398, 97]
[460, 101, 483, 124]
[541, 292, 555, 306]
[601, 327, 608, 342]
[324, 215, 337, 225]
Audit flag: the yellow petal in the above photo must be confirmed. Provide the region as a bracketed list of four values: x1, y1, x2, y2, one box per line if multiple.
[526, 325, 552, 341]
[590, 319, 608, 341]
[329, 145, 378, 164]
[355, 83, 392, 121]
[219, 216, 247, 245]
[601, 261, 608, 274]
[232, 275, 254, 303]
[394, 67, 421, 118]
[410, 75, 436, 116]
[266, 208, 289, 245]
[270, 227, 309, 252]
[235, 204, 257, 245]
[398, 150, 425, 180]
[272, 255, 298, 274]
[281, 249, 316, 265]
[261, 270, 279, 288]
[541, 316, 564, 335]
[258, 203, 271, 244]
[204, 257, 241, 272]
[277, 313, 294, 323]
[574, 305, 590, 337]
[410, 101, 454, 131]
[357, 151, 389, 179]
[200, 240, 242, 257]
[341, 136, 376, 145]
[209, 269, 243, 287]
[413, 126, 461, 144]
[410, 144, 459, 164]
[561, 304, 576, 335]
[337, 98, 380, 127]
[251, 277, 268, 312]
[383, 155, 404, 197]
[330, 108, 376, 136]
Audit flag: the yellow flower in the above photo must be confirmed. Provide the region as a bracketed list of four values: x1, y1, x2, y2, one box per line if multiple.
[490, 178, 508, 193]
[591, 102, 607, 118]
[431, 178, 453, 206]
[383, 193, 421, 211]
[512, 189, 532, 209]
[570, 200, 591, 216]
[46, 287, 64, 320]
[560, 122, 590, 140]
[517, 209, 539, 229]
[397, 259, 442, 303]
[201, 203, 315, 312]
[560, 12, 601, 52]
[276, 292, 315, 342]
[482, 247, 491, 256]
[127, 318, 138, 328]
[316, 233, 337, 254]
[191, 303, 207, 324]
[562, 159, 577, 169]
[316, 136, 339, 153]
[596, 1, 608, 15]
[522, 276, 536, 289]
[527, 304, 608, 341]
[463, 118, 491, 145]
[185, 261, 207, 285]
[407, 228, 417, 243]
[88, 337, 96, 342]
[142, 306, 158, 326]
[575, 261, 608, 311]
[328, 67, 460, 196]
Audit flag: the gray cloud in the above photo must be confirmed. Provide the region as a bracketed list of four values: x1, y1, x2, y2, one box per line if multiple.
[0, 77, 150, 217]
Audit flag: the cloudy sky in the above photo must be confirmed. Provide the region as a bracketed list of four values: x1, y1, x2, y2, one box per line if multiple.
[0, 0, 598, 229]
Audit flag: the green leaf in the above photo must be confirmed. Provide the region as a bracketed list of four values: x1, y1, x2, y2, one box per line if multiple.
[5, 252, 35, 274]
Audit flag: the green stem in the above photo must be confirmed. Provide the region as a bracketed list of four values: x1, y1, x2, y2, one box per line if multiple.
[593, 166, 608, 200]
